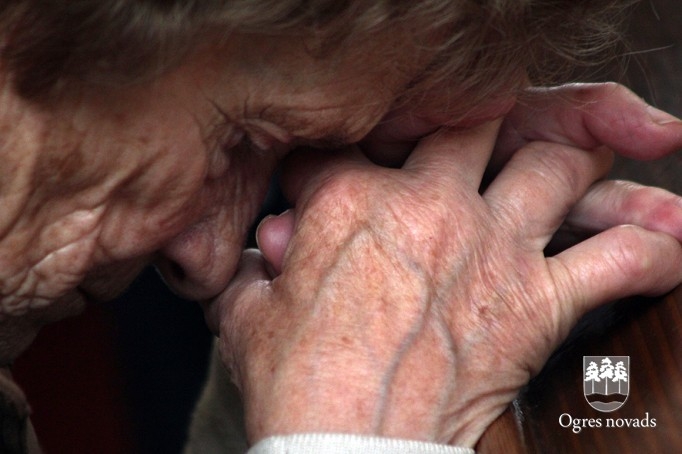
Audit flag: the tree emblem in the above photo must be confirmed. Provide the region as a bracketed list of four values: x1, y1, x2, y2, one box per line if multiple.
[583, 356, 630, 412]
[599, 357, 614, 395]
[584, 361, 601, 394]
[613, 361, 628, 394]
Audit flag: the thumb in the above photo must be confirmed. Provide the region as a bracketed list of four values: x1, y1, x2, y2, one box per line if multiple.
[205, 249, 275, 396]
[256, 209, 296, 275]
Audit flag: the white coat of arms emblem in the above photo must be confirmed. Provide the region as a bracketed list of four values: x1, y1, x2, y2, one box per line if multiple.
[583, 356, 629, 412]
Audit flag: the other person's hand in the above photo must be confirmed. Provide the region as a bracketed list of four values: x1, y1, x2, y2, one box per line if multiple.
[362, 82, 682, 167]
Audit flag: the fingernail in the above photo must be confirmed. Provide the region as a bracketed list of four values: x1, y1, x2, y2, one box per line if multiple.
[254, 215, 275, 249]
[648, 105, 682, 125]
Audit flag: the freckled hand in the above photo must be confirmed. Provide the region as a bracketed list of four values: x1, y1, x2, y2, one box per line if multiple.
[205, 85, 682, 448]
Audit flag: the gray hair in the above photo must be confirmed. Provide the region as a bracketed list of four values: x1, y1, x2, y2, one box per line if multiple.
[1, 0, 632, 106]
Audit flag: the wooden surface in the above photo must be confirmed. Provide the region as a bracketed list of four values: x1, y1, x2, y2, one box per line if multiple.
[478, 288, 682, 453]
[478, 1, 682, 451]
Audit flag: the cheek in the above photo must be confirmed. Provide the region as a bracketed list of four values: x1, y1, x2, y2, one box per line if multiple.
[0, 114, 213, 318]
[95, 137, 212, 262]
[80, 256, 152, 301]
[70, 79, 224, 263]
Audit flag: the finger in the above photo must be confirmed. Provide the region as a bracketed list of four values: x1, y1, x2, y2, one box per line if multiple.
[402, 119, 501, 189]
[256, 209, 296, 275]
[549, 226, 682, 324]
[565, 180, 682, 241]
[483, 142, 613, 247]
[279, 146, 370, 203]
[360, 109, 440, 167]
[203, 249, 270, 337]
[494, 83, 682, 170]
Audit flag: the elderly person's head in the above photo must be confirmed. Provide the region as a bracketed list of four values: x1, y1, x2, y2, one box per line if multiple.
[0, 0, 627, 363]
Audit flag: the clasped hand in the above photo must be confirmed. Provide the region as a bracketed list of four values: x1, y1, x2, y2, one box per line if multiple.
[205, 84, 682, 447]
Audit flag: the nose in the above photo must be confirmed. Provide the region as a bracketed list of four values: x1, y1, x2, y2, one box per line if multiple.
[155, 218, 243, 301]
[155, 146, 282, 300]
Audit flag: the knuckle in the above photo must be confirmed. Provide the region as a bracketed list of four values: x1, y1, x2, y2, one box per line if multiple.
[522, 141, 612, 199]
[620, 183, 681, 224]
[574, 81, 627, 102]
[618, 183, 655, 212]
[520, 142, 584, 193]
[311, 167, 370, 208]
[600, 81, 630, 99]
[606, 225, 659, 281]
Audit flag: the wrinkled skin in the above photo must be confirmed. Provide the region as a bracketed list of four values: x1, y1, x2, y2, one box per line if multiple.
[2, 22, 682, 449]
[0, 30, 443, 364]
[205, 85, 682, 447]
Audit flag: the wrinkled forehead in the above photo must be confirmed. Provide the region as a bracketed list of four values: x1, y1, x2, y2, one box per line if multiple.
[3, 8, 526, 156]
[206, 28, 523, 142]
[190, 28, 451, 145]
